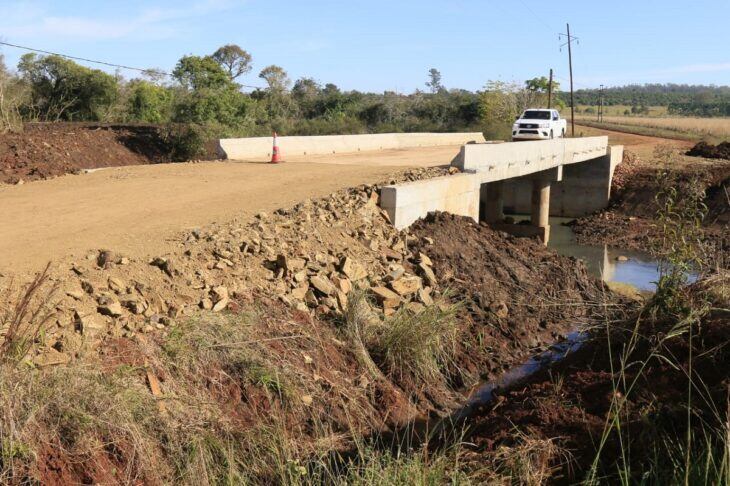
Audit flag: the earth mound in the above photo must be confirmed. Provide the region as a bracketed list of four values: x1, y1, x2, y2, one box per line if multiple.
[409, 212, 608, 380]
[687, 140, 730, 160]
[0, 123, 215, 184]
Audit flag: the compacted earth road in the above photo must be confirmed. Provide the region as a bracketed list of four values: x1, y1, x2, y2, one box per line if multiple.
[0, 145, 459, 275]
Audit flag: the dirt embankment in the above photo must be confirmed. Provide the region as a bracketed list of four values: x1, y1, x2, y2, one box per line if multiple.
[687, 140, 730, 160]
[571, 148, 730, 266]
[463, 274, 729, 483]
[0, 123, 199, 184]
[409, 213, 605, 380]
[0, 173, 614, 483]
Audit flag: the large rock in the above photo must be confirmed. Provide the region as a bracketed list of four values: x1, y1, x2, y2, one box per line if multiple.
[74, 311, 106, 334]
[97, 296, 123, 317]
[371, 286, 401, 309]
[389, 276, 422, 296]
[418, 262, 438, 286]
[277, 254, 306, 272]
[310, 276, 336, 296]
[340, 257, 367, 281]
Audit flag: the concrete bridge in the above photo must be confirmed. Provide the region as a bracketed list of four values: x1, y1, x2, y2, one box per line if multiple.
[380, 137, 622, 243]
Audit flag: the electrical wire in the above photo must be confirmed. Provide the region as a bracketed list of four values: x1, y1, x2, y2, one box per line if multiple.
[0, 40, 265, 89]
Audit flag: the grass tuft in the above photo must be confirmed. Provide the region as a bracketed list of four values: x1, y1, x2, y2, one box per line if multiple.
[0, 263, 58, 365]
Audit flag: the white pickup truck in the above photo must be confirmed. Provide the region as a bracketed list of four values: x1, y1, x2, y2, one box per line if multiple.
[511, 109, 567, 141]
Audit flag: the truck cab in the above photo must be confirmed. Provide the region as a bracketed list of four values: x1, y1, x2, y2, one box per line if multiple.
[512, 109, 567, 141]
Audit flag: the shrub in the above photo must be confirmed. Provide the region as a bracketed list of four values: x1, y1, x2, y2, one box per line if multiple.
[160, 123, 211, 161]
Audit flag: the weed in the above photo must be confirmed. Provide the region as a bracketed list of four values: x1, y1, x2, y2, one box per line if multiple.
[0, 263, 58, 365]
[340, 445, 471, 485]
[583, 148, 727, 484]
[650, 147, 708, 316]
[339, 288, 467, 399]
[486, 435, 572, 485]
[370, 301, 461, 386]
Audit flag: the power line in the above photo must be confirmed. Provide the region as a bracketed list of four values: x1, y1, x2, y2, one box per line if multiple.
[516, 0, 555, 32]
[0, 40, 265, 90]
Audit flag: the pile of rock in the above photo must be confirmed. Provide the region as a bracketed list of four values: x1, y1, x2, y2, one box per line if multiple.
[21, 167, 449, 364]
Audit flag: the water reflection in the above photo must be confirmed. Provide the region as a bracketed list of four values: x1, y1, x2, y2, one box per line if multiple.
[511, 215, 675, 291]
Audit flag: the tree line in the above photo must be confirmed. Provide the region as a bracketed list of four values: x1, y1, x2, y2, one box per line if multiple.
[0, 44, 567, 158]
[560, 83, 730, 117]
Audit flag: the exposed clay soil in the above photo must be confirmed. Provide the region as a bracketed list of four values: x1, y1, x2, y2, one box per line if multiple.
[0, 123, 178, 184]
[408, 213, 610, 383]
[687, 140, 730, 160]
[463, 274, 730, 483]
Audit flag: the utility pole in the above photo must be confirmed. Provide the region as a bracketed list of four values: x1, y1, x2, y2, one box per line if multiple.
[599, 84, 604, 122]
[560, 23, 577, 137]
[547, 68, 553, 109]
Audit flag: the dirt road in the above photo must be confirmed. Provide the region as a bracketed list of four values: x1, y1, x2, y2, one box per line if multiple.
[575, 123, 693, 160]
[0, 145, 460, 275]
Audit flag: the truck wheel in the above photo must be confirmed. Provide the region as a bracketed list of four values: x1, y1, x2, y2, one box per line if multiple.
[550, 130, 554, 139]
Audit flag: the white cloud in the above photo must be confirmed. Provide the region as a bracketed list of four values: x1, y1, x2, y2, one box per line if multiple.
[0, 0, 240, 41]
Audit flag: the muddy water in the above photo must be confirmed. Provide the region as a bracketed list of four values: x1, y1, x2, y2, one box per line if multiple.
[513, 215, 667, 291]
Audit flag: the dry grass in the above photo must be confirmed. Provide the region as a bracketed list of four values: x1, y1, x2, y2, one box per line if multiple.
[341, 289, 464, 394]
[0, 263, 58, 364]
[575, 115, 730, 141]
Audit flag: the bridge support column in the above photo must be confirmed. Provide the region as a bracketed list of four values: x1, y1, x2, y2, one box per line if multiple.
[481, 181, 504, 223]
[530, 179, 551, 244]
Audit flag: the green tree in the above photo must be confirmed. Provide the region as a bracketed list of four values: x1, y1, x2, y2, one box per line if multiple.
[211, 44, 252, 80]
[322, 83, 340, 96]
[172, 86, 253, 128]
[0, 55, 28, 131]
[524, 76, 559, 93]
[425, 68, 443, 94]
[125, 80, 173, 123]
[292, 77, 321, 99]
[258, 65, 290, 92]
[17, 53, 118, 121]
[173, 55, 231, 91]
[292, 77, 321, 117]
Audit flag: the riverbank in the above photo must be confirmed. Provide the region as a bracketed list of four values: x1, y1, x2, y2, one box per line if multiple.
[571, 145, 730, 269]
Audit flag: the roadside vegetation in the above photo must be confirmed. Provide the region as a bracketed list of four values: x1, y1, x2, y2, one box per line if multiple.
[0, 172, 727, 483]
[0, 49, 562, 158]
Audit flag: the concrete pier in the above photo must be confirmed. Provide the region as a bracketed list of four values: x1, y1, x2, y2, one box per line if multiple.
[530, 179, 551, 243]
[481, 181, 504, 223]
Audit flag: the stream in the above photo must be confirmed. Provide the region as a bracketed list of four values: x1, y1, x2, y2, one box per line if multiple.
[526, 215, 666, 291]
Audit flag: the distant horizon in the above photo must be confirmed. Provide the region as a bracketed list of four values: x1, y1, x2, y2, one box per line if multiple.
[1, 0, 729, 92]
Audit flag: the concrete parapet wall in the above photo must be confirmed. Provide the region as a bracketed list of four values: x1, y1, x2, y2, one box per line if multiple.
[454, 136, 609, 183]
[380, 173, 480, 229]
[501, 145, 623, 217]
[218, 132, 486, 160]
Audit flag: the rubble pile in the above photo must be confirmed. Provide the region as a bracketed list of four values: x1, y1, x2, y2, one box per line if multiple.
[19, 167, 451, 365]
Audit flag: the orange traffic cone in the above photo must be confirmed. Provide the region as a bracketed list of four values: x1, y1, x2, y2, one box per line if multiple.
[270, 131, 283, 163]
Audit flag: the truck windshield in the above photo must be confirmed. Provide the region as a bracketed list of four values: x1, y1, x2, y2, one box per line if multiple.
[521, 110, 551, 120]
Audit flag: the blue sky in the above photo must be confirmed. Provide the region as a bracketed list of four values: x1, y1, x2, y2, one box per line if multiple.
[1, 0, 728, 92]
